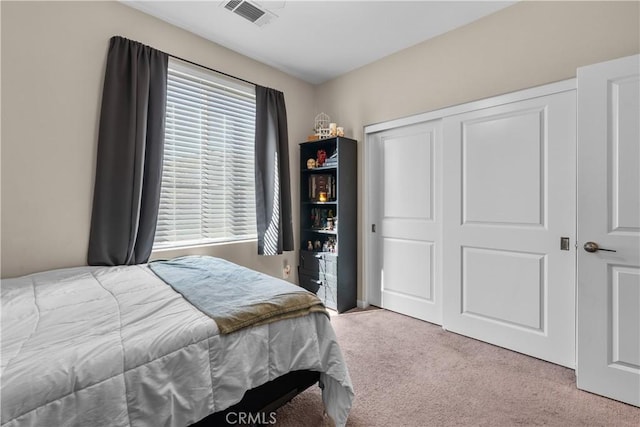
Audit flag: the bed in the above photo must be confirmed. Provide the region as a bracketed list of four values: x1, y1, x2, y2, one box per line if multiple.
[1, 256, 353, 427]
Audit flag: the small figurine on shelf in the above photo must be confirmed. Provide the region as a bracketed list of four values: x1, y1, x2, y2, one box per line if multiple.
[314, 240, 322, 250]
[307, 241, 313, 251]
[320, 209, 328, 228]
[322, 241, 329, 252]
[316, 149, 327, 166]
[307, 158, 316, 169]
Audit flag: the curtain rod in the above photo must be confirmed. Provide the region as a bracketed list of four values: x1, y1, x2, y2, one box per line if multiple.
[113, 36, 258, 88]
[167, 53, 258, 88]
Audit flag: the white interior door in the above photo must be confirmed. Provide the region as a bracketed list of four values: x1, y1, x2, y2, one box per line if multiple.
[576, 54, 640, 406]
[370, 121, 443, 324]
[442, 89, 577, 368]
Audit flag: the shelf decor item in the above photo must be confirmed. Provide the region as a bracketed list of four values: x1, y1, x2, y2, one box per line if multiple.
[316, 149, 327, 166]
[306, 158, 316, 169]
[298, 136, 357, 313]
[314, 113, 331, 139]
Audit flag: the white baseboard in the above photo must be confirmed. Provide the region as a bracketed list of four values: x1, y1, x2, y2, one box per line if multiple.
[357, 300, 369, 309]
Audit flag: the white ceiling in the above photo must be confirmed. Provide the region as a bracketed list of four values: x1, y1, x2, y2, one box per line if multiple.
[123, 1, 515, 85]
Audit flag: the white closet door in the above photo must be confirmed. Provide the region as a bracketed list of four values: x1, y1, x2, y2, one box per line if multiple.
[370, 121, 443, 324]
[576, 54, 640, 406]
[442, 90, 577, 368]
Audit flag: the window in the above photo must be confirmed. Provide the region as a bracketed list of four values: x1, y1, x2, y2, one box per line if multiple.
[154, 58, 257, 249]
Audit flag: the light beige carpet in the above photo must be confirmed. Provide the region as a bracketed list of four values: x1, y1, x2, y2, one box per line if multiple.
[275, 308, 640, 426]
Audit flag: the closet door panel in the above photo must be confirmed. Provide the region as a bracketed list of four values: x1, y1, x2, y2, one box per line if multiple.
[443, 90, 576, 368]
[369, 121, 443, 324]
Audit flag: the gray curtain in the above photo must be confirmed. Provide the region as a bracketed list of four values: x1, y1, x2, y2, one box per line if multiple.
[88, 36, 168, 265]
[255, 86, 294, 255]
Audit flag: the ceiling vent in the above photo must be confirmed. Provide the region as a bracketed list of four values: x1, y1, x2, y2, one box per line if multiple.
[222, 0, 277, 27]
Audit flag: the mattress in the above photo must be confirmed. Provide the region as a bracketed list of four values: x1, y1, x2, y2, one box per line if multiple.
[1, 262, 353, 427]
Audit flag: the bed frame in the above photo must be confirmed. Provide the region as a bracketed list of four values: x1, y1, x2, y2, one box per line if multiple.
[191, 370, 320, 426]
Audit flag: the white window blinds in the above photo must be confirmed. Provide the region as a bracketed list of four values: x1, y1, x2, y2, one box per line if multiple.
[154, 58, 257, 249]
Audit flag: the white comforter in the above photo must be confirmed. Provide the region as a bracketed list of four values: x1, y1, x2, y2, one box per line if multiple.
[1, 264, 353, 427]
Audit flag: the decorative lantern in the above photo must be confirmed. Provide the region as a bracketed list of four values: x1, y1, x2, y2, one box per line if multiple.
[314, 113, 331, 139]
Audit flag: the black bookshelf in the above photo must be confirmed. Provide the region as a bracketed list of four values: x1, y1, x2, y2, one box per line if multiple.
[298, 137, 356, 313]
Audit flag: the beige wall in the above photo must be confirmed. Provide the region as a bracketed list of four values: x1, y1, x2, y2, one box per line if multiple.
[316, 1, 640, 136]
[314, 1, 640, 301]
[1, 1, 315, 279]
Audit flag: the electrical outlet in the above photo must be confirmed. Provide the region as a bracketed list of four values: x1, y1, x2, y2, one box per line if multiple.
[283, 264, 291, 279]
